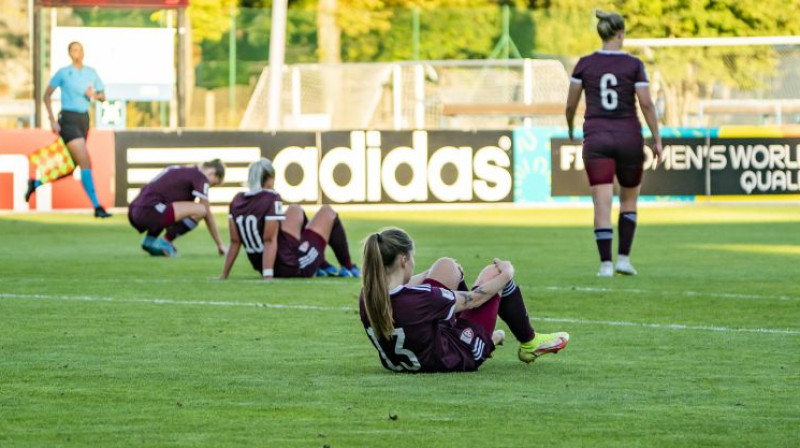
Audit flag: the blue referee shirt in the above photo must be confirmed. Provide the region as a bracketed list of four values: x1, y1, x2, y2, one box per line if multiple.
[49, 65, 105, 113]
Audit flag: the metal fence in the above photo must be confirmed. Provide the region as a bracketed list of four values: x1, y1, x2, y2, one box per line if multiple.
[241, 59, 572, 131]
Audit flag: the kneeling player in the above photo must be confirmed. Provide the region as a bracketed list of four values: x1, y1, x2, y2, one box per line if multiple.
[219, 158, 358, 280]
[360, 228, 570, 373]
[128, 159, 227, 257]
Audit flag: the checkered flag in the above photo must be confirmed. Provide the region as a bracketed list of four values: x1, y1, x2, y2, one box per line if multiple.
[29, 137, 75, 184]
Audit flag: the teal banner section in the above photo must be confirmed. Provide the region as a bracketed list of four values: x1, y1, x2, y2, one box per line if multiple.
[512, 127, 710, 203]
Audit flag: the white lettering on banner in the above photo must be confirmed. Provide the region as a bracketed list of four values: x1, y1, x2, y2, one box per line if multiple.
[428, 146, 473, 202]
[272, 131, 513, 203]
[273, 146, 318, 203]
[319, 131, 367, 203]
[560, 145, 584, 171]
[709, 145, 728, 170]
[740, 170, 800, 194]
[381, 131, 429, 202]
[474, 139, 513, 202]
[728, 144, 800, 170]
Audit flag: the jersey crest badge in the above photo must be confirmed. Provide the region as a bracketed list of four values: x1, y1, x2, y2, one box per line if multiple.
[460, 328, 474, 345]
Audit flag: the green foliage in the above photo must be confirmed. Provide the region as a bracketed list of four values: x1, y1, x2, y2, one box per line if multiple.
[1, 206, 799, 446]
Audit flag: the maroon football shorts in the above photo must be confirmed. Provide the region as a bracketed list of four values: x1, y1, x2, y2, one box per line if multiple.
[128, 203, 176, 233]
[421, 277, 497, 352]
[582, 131, 645, 187]
[275, 228, 326, 278]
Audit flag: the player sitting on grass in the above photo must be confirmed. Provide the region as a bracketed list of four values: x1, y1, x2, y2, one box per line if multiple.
[128, 159, 227, 257]
[219, 158, 359, 280]
[359, 228, 570, 373]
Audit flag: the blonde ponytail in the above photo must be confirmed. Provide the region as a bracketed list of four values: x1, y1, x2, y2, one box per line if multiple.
[246, 158, 275, 193]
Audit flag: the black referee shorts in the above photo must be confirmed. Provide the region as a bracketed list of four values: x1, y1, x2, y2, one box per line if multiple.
[58, 111, 90, 144]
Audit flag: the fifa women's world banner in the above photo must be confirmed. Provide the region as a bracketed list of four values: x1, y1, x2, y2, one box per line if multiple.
[114, 130, 514, 206]
[551, 137, 800, 196]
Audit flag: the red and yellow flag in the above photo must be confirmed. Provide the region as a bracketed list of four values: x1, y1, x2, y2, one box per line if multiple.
[29, 138, 75, 184]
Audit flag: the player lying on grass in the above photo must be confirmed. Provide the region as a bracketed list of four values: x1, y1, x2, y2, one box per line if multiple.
[128, 159, 227, 257]
[219, 158, 359, 280]
[360, 228, 570, 373]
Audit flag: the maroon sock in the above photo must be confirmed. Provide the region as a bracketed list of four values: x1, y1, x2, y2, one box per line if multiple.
[618, 212, 637, 256]
[594, 227, 613, 262]
[328, 215, 352, 268]
[165, 218, 197, 242]
[497, 280, 535, 343]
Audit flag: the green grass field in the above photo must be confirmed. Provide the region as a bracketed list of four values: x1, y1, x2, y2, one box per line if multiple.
[1, 204, 798, 447]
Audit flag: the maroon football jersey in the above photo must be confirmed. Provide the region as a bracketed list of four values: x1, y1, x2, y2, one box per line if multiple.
[228, 189, 285, 272]
[359, 284, 492, 373]
[571, 51, 649, 134]
[131, 166, 209, 207]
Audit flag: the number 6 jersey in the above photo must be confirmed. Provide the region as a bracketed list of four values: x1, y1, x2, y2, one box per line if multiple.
[570, 50, 649, 135]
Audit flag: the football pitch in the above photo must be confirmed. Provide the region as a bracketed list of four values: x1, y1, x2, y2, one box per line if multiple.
[1, 204, 798, 447]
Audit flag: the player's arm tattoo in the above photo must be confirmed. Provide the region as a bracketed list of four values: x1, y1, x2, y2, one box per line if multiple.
[458, 286, 490, 309]
[457, 291, 474, 307]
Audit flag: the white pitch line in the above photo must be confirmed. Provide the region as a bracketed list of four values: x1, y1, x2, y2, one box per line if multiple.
[2, 293, 798, 335]
[533, 285, 799, 302]
[533, 316, 800, 335]
[2, 279, 794, 302]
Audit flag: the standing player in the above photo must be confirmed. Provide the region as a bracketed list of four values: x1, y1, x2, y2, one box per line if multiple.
[26, 41, 111, 218]
[128, 160, 227, 257]
[360, 228, 570, 373]
[565, 10, 663, 277]
[219, 158, 359, 280]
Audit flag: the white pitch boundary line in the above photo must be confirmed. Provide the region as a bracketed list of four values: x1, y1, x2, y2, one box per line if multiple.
[532, 285, 800, 302]
[2, 293, 798, 336]
[1, 278, 797, 303]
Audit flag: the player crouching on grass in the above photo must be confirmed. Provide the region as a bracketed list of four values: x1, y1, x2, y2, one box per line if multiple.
[128, 159, 227, 257]
[219, 158, 359, 280]
[359, 228, 569, 373]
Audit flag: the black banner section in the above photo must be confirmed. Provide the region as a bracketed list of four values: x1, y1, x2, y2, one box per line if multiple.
[114, 130, 514, 206]
[551, 137, 800, 196]
[114, 131, 316, 206]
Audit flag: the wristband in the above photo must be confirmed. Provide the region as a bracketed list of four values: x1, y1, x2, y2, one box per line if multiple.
[262, 269, 274, 277]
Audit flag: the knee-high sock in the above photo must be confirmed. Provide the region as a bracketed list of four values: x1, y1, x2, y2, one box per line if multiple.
[328, 215, 352, 268]
[497, 279, 535, 343]
[618, 212, 638, 256]
[594, 227, 613, 262]
[80, 168, 100, 208]
[165, 217, 198, 242]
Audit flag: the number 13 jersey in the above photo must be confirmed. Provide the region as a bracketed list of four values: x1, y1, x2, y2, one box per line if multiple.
[570, 50, 649, 135]
[359, 283, 494, 373]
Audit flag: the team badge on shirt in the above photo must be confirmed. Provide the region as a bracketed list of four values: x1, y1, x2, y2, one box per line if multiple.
[299, 241, 310, 253]
[460, 328, 474, 345]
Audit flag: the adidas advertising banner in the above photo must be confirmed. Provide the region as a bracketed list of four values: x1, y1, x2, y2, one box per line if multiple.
[114, 131, 317, 206]
[550, 137, 800, 196]
[113, 130, 513, 206]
